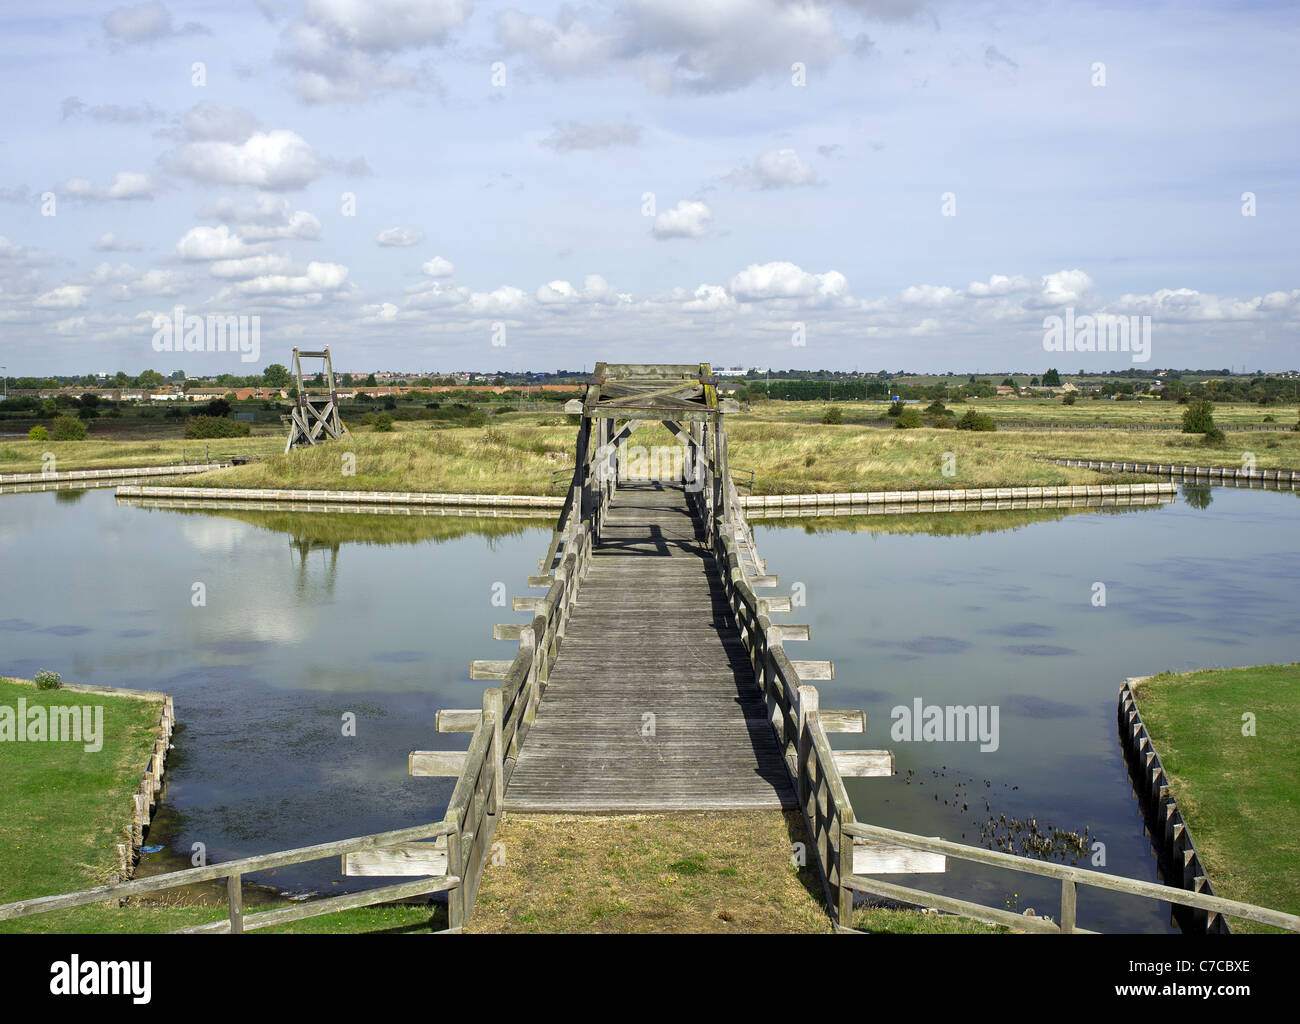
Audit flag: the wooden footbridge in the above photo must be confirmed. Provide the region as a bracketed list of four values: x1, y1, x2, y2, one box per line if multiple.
[7, 363, 1299, 935]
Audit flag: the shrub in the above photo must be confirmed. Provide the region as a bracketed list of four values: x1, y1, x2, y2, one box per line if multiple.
[885, 400, 904, 418]
[185, 415, 250, 439]
[372, 413, 394, 432]
[895, 407, 924, 429]
[930, 415, 953, 429]
[27, 425, 48, 441]
[955, 410, 996, 431]
[924, 400, 947, 414]
[1062, 393, 1077, 406]
[35, 669, 61, 690]
[50, 415, 88, 441]
[804, 454, 816, 467]
[1181, 398, 1216, 434]
[821, 406, 842, 425]
[1200, 427, 1226, 445]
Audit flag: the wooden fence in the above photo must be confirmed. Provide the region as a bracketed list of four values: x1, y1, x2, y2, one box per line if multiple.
[841, 821, 1300, 934]
[0, 819, 462, 933]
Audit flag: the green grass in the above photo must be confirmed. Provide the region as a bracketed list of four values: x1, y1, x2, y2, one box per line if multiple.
[0, 677, 165, 902]
[1132, 663, 1300, 933]
[0, 675, 452, 934]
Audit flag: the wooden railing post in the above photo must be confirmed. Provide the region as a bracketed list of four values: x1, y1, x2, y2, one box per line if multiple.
[486, 688, 503, 813]
[837, 818, 854, 928]
[446, 827, 465, 930]
[797, 684, 818, 808]
[227, 873, 244, 934]
[1061, 878, 1077, 933]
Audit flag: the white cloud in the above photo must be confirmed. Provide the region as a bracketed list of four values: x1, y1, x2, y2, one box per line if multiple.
[728, 262, 848, 302]
[279, 1, 469, 103]
[301, 0, 470, 51]
[209, 254, 295, 279]
[104, 2, 208, 46]
[34, 285, 89, 309]
[652, 200, 712, 239]
[377, 227, 424, 247]
[207, 195, 322, 241]
[93, 233, 143, 251]
[165, 130, 322, 190]
[227, 260, 350, 297]
[727, 148, 817, 189]
[497, 10, 613, 76]
[421, 256, 454, 277]
[1039, 269, 1094, 306]
[55, 171, 160, 201]
[175, 225, 258, 261]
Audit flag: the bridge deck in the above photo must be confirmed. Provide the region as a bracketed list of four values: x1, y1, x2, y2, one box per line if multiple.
[504, 482, 797, 812]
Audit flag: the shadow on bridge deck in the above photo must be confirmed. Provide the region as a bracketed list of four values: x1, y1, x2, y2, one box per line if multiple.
[503, 481, 798, 812]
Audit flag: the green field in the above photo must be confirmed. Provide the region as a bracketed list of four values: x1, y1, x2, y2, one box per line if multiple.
[1132, 664, 1300, 933]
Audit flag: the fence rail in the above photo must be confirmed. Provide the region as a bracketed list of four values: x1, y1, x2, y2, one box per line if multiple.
[0, 819, 461, 933]
[841, 821, 1300, 934]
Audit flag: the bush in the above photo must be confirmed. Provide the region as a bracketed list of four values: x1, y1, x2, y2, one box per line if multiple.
[885, 400, 904, 418]
[1062, 393, 1077, 406]
[924, 400, 947, 414]
[35, 669, 61, 690]
[821, 406, 842, 425]
[27, 425, 48, 441]
[1200, 427, 1226, 445]
[50, 415, 88, 441]
[895, 407, 924, 429]
[955, 410, 996, 431]
[1181, 398, 1216, 434]
[372, 413, 394, 432]
[185, 415, 251, 439]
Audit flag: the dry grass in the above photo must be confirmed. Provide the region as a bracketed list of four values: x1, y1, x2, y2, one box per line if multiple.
[468, 811, 833, 934]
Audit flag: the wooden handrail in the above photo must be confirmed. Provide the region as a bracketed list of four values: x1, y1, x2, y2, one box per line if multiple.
[0, 818, 458, 923]
[842, 821, 1300, 933]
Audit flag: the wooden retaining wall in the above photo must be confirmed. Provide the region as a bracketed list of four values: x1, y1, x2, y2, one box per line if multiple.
[0, 463, 226, 485]
[1117, 678, 1228, 935]
[1049, 457, 1299, 487]
[738, 482, 1174, 512]
[115, 485, 565, 509]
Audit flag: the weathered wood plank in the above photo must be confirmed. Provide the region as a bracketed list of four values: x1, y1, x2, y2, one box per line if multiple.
[342, 841, 448, 877]
[435, 709, 480, 733]
[853, 839, 946, 875]
[409, 750, 468, 776]
[832, 749, 894, 777]
[820, 710, 865, 733]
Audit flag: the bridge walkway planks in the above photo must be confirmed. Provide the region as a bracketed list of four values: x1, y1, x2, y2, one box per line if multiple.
[503, 481, 797, 812]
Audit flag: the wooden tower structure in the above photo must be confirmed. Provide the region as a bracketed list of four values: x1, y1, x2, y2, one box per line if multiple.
[285, 347, 352, 453]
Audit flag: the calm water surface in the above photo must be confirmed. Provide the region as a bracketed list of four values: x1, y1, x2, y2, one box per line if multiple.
[1, 485, 1295, 929]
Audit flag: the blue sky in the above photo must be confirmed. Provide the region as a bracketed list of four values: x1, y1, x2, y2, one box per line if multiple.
[1, 0, 1297, 376]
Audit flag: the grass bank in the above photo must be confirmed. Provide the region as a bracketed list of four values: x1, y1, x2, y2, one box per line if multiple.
[1131, 663, 1300, 933]
[0, 675, 448, 934]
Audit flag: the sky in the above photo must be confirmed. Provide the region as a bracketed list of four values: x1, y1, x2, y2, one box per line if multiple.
[0, 0, 1297, 377]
